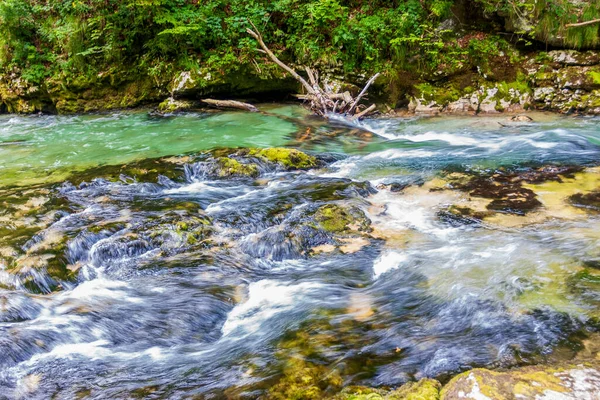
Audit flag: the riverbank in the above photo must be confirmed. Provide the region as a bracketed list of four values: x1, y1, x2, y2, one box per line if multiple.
[2, 48, 599, 117]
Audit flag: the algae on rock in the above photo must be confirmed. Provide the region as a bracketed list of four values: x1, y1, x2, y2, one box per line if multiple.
[245, 148, 318, 170]
[314, 204, 371, 234]
[440, 362, 600, 400]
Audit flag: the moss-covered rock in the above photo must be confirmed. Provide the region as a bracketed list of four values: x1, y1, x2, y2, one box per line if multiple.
[332, 379, 441, 400]
[245, 148, 317, 170]
[528, 51, 600, 115]
[440, 362, 600, 400]
[314, 204, 371, 234]
[202, 148, 318, 179]
[65, 156, 187, 185]
[156, 97, 198, 114]
[410, 79, 532, 115]
[215, 157, 259, 178]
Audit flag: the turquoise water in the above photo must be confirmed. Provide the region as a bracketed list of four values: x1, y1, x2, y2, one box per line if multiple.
[0, 107, 298, 187]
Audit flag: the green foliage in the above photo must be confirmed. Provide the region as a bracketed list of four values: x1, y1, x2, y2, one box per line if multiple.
[1, 0, 595, 103]
[474, 0, 600, 49]
[0, 0, 462, 87]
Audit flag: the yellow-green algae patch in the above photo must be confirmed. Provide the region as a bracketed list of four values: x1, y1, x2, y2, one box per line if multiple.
[246, 148, 317, 169]
[522, 167, 600, 219]
[440, 362, 600, 400]
[314, 204, 371, 234]
[215, 157, 259, 177]
[516, 262, 588, 315]
[331, 379, 441, 399]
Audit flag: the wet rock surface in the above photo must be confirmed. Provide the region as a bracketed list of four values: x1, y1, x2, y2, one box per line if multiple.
[439, 166, 585, 215]
[569, 190, 600, 211]
[440, 362, 600, 400]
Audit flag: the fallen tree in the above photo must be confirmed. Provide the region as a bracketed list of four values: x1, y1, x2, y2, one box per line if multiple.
[246, 21, 380, 119]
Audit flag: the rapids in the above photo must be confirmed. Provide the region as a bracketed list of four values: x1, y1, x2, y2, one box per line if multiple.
[0, 105, 599, 399]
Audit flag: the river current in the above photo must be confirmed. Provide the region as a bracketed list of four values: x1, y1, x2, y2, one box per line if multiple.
[0, 105, 599, 399]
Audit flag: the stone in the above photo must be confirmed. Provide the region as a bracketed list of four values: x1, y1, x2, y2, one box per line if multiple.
[440, 363, 600, 400]
[156, 97, 197, 113]
[509, 115, 533, 122]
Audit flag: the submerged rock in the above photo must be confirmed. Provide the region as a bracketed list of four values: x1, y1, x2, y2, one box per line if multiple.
[438, 166, 588, 216]
[569, 190, 600, 211]
[440, 363, 600, 400]
[437, 205, 491, 226]
[332, 379, 441, 399]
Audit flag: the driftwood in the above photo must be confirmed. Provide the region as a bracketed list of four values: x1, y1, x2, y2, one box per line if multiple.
[565, 18, 600, 28]
[246, 20, 379, 119]
[202, 99, 259, 112]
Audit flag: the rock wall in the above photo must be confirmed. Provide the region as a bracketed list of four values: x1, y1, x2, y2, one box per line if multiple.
[2, 49, 600, 115]
[529, 50, 600, 114]
[0, 66, 300, 114]
[409, 50, 600, 115]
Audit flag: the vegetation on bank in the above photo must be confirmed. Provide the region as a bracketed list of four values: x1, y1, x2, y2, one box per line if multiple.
[0, 0, 599, 113]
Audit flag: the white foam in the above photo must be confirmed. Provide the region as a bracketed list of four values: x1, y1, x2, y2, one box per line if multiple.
[369, 129, 481, 146]
[364, 149, 437, 160]
[164, 181, 240, 195]
[314, 158, 358, 178]
[373, 251, 408, 278]
[221, 280, 321, 336]
[25, 340, 112, 364]
[64, 278, 129, 301]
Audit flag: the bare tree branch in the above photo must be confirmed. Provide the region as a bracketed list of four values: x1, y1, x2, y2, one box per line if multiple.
[246, 20, 315, 94]
[246, 20, 379, 119]
[351, 104, 377, 120]
[565, 18, 600, 28]
[348, 73, 380, 115]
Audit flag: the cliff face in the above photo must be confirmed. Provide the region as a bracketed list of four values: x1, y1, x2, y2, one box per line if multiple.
[410, 50, 600, 115]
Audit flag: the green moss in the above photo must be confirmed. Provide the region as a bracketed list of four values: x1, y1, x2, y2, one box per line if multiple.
[88, 222, 126, 234]
[415, 83, 461, 106]
[332, 387, 386, 399]
[330, 379, 441, 400]
[216, 157, 259, 178]
[572, 269, 600, 284]
[589, 71, 600, 86]
[246, 148, 317, 170]
[313, 204, 370, 234]
[157, 98, 195, 113]
[438, 363, 595, 400]
[391, 379, 441, 400]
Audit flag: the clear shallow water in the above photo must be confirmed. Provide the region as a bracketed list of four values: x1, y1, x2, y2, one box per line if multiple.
[0, 107, 599, 398]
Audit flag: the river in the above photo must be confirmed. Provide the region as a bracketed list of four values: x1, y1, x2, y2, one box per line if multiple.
[0, 105, 599, 399]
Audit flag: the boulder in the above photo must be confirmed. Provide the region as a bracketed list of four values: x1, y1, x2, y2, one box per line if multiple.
[441, 363, 600, 400]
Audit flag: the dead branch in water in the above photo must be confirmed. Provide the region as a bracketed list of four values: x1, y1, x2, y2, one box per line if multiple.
[202, 99, 259, 112]
[246, 20, 379, 119]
